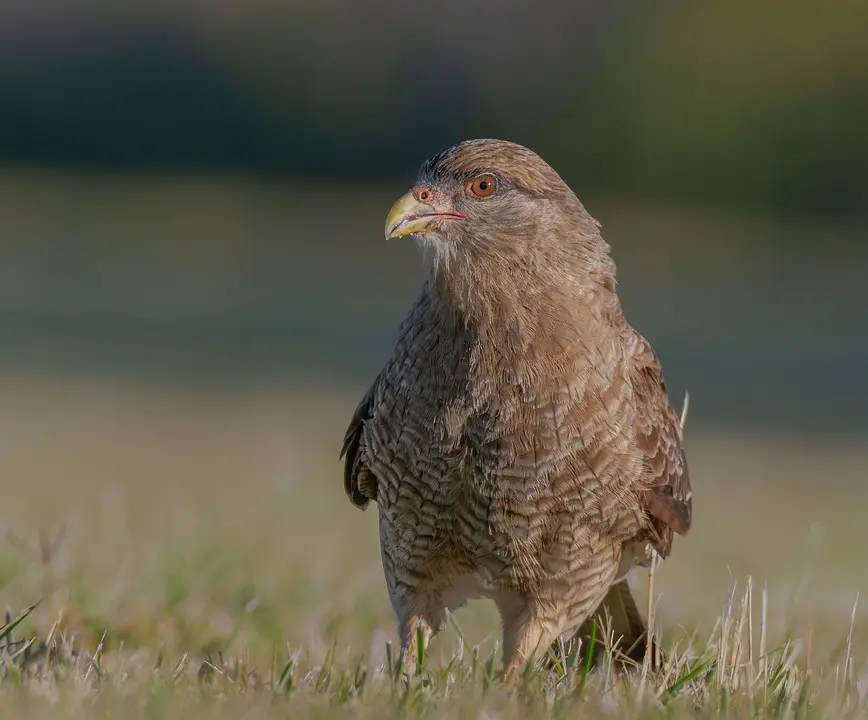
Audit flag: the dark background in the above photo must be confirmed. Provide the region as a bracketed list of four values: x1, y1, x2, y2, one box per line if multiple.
[3, 1, 866, 216]
[0, 0, 865, 436]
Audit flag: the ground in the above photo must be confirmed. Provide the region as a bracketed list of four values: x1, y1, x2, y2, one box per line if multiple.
[0, 375, 864, 718]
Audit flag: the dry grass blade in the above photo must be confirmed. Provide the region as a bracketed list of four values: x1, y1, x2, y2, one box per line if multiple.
[679, 390, 690, 432]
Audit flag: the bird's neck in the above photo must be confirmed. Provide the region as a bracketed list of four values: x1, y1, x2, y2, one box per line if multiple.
[427, 254, 621, 367]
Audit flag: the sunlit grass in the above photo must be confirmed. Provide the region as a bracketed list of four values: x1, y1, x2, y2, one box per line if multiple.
[0, 581, 863, 718]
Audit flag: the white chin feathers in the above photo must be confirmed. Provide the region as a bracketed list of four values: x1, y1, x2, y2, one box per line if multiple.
[414, 234, 456, 273]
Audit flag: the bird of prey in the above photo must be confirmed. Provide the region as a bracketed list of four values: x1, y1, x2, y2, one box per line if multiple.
[340, 139, 692, 676]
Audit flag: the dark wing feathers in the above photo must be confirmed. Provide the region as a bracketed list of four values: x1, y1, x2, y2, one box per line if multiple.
[628, 331, 693, 557]
[340, 379, 380, 509]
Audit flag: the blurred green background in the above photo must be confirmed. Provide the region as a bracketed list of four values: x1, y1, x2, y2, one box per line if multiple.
[0, 0, 865, 432]
[0, 0, 865, 664]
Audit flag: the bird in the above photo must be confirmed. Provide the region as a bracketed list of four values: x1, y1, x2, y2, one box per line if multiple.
[340, 139, 692, 677]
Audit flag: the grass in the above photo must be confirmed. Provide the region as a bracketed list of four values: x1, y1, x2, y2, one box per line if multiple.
[0, 373, 862, 718]
[0, 577, 862, 718]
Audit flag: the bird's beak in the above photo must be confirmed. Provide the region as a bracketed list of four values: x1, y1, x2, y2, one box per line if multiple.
[384, 191, 464, 240]
[385, 192, 437, 240]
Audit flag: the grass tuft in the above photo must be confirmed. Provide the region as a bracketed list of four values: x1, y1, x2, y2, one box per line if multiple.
[0, 577, 859, 718]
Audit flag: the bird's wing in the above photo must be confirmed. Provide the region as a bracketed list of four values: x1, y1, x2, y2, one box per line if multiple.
[627, 329, 692, 557]
[340, 374, 382, 509]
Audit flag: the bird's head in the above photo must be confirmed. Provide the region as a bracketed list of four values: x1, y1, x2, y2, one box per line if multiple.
[384, 139, 611, 288]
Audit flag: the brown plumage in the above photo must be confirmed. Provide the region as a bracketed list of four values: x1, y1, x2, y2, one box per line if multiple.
[340, 139, 692, 675]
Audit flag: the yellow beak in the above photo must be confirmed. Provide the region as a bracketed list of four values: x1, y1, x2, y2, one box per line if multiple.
[384, 191, 438, 240]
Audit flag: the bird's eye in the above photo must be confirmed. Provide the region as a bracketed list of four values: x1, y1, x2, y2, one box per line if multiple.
[467, 175, 497, 198]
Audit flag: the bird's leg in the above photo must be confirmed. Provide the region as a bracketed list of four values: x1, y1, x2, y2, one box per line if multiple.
[393, 602, 444, 681]
[496, 595, 560, 681]
[553, 580, 655, 672]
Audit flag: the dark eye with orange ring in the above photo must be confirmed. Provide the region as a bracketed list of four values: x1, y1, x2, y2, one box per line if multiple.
[467, 175, 497, 198]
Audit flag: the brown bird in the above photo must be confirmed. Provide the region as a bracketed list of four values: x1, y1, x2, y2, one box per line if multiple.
[341, 139, 692, 676]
